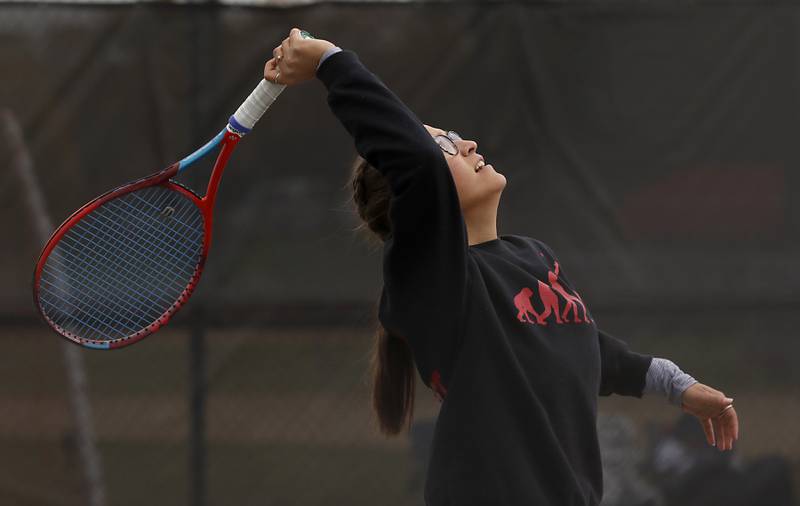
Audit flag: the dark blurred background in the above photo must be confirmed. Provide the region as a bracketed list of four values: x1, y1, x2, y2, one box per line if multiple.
[1, 1, 797, 505]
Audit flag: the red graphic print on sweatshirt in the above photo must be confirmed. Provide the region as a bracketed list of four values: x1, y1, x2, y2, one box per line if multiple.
[513, 260, 593, 326]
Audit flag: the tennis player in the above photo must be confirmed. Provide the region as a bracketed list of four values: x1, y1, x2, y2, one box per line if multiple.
[267, 28, 740, 506]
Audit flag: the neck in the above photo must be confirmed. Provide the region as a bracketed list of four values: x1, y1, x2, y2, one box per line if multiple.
[464, 202, 499, 246]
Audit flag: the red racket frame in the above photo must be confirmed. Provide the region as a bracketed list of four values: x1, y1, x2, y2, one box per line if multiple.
[33, 130, 242, 349]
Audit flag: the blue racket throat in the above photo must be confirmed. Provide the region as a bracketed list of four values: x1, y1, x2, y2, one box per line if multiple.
[177, 119, 254, 173]
[178, 129, 226, 172]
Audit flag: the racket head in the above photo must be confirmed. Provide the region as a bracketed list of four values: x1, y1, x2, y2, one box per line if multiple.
[33, 164, 210, 349]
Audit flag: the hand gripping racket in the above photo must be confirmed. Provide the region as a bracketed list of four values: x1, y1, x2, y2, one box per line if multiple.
[33, 31, 313, 349]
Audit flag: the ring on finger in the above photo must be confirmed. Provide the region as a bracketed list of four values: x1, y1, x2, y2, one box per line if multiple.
[274, 70, 281, 84]
[715, 404, 734, 418]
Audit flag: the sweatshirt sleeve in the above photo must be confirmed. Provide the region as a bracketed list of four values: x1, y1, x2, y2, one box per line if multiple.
[317, 50, 470, 391]
[597, 329, 654, 398]
[644, 357, 699, 406]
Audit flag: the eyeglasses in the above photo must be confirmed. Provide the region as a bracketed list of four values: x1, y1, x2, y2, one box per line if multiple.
[433, 130, 463, 156]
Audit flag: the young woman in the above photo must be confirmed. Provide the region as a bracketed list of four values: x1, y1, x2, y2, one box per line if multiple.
[267, 28, 740, 505]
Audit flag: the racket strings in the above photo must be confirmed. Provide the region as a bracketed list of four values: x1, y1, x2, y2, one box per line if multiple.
[73, 200, 198, 292]
[40, 221, 194, 338]
[38, 186, 205, 343]
[40, 191, 201, 340]
[50, 189, 196, 308]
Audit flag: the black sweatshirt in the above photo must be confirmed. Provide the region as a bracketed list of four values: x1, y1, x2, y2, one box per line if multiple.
[318, 50, 654, 506]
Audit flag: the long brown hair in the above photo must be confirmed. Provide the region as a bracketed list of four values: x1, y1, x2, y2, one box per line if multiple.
[347, 154, 416, 436]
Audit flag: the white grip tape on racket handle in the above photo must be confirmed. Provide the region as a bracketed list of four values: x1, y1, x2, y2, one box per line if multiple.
[229, 79, 285, 134]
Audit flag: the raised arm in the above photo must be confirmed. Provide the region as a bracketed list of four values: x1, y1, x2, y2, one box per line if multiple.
[318, 51, 446, 183]
[265, 30, 471, 391]
[317, 50, 470, 390]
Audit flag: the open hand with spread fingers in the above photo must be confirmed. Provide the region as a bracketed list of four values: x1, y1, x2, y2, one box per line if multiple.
[264, 27, 336, 86]
[680, 382, 739, 451]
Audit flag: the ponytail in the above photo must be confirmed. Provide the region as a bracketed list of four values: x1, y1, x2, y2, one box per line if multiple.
[369, 325, 416, 435]
[347, 154, 416, 436]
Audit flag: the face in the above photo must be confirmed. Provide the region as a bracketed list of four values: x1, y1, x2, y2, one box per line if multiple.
[423, 125, 506, 213]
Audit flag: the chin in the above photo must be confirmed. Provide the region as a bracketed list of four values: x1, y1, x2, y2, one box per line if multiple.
[469, 178, 506, 208]
[493, 172, 507, 191]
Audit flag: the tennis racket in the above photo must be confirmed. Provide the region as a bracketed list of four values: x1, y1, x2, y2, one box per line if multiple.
[33, 31, 313, 349]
